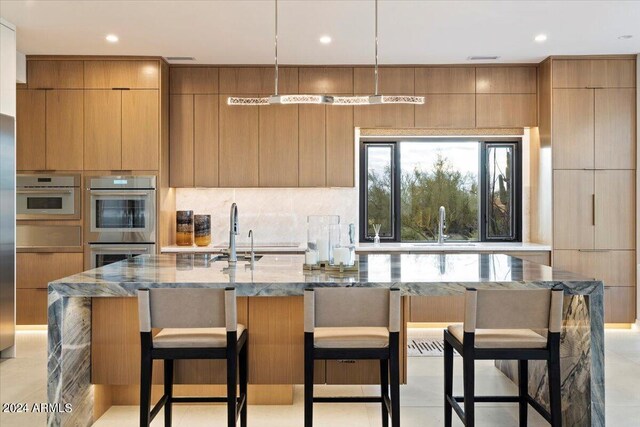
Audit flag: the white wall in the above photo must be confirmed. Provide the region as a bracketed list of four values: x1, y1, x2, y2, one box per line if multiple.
[0, 19, 16, 117]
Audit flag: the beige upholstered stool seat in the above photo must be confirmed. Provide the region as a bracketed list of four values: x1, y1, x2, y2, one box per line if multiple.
[154, 324, 246, 348]
[314, 326, 389, 348]
[447, 324, 546, 349]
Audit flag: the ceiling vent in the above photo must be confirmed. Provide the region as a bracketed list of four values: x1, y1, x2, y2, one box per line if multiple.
[467, 56, 500, 60]
[165, 56, 196, 61]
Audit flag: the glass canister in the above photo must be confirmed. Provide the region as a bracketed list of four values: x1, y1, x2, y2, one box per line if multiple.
[307, 215, 340, 263]
[176, 210, 194, 246]
[194, 214, 211, 247]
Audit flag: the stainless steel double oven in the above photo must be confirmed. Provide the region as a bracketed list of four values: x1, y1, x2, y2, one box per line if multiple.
[85, 176, 156, 269]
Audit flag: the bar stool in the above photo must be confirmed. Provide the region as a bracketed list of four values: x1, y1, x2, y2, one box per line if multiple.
[444, 288, 564, 427]
[304, 287, 401, 427]
[137, 287, 248, 427]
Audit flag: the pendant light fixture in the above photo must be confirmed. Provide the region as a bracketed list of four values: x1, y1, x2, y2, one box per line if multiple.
[228, 0, 424, 106]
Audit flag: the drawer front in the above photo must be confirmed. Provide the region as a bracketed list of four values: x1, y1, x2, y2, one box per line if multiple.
[16, 252, 84, 288]
[409, 296, 464, 323]
[553, 250, 635, 287]
[16, 289, 48, 325]
[604, 287, 636, 323]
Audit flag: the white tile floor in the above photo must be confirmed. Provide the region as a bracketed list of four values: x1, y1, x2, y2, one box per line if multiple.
[1, 328, 639, 426]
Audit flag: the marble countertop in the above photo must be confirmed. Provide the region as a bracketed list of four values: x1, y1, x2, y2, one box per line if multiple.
[161, 242, 551, 254]
[50, 253, 598, 298]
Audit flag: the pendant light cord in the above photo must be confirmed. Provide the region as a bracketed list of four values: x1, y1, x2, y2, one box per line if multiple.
[374, 0, 379, 96]
[274, 0, 279, 96]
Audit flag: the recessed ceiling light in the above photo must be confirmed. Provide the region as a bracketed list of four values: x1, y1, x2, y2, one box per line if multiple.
[534, 34, 547, 42]
[618, 35, 633, 40]
[105, 34, 119, 43]
[319, 35, 332, 44]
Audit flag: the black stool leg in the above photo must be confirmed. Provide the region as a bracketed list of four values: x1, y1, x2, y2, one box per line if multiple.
[304, 333, 314, 427]
[139, 338, 153, 427]
[389, 333, 400, 427]
[518, 360, 528, 427]
[444, 337, 454, 427]
[380, 359, 389, 427]
[239, 340, 248, 427]
[164, 359, 174, 427]
[227, 339, 238, 427]
[548, 340, 562, 427]
[463, 355, 475, 427]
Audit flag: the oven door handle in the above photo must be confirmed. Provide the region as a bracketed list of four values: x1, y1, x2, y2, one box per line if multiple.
[89, 191, 152, 197]
[89, 246, 150, 252]
[17, 189, 73, 195]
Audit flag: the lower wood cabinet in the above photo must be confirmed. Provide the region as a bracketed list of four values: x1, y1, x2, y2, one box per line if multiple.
[16, 252, 84, 325]
[604, 287, 636, 323]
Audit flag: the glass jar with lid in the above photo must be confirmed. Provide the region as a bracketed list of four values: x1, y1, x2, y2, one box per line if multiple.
[307, 215, 340, 263]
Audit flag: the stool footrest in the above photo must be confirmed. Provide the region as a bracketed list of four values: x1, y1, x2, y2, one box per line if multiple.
[172, 396, 230, 403]
[453, 395, 520, 403]
[313, 396, 383, 403]
[448, 394, 553, 424]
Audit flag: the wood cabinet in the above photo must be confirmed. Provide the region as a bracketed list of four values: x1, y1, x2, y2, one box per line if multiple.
[85, 89, 159, 171]
[121, 90, 159, 170]
[169, 95, 194, 187]
[194, 95, 219, 187]
[553, 170, 594, 250]
[16, 89, 46, 170]
[298, 105, 326, 187]
[552, 89, 594, 169]
[326, 106, 355, 187]
[16, 252, 83, 325]
[414, 67, 475, 94]
[594, 170, 635, 249]
[170, 67, 218, 94]
[259, 105, 299, 187]
[354, 104, 414, 128]
[47, 90, 84, 170]
[553, 250, 635, 287]
[594, 88, 636, 169]
[84, 90, 122, 170]
[219, 67, 298, 94]
[604, 287, 636, 323]
[219, 95, 259, 187]
[354, 67, 414, 94]
[552, 59, 636, 88]
[475, 67, 536, 93]
[476, 94, 536, 127]
[84, 60, 159, 89]
[414, 94, 475, 128]
[298, 67, 353, 94]
[27, 60, 83, 89]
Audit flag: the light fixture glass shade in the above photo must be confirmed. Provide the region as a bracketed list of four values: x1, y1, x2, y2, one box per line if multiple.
[269, 94, 334, 104]
[332, 96, 372, 105]
[227, 97, 270, 106]
[368, 95, 425, 105]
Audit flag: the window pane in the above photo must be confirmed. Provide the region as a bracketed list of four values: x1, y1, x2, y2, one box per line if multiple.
[366, 145, 393, 238]
[399, 142, 479, 241]
[486, 144, 515, 239]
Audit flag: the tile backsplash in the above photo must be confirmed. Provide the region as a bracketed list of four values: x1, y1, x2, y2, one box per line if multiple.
[176, 188, 358, 246]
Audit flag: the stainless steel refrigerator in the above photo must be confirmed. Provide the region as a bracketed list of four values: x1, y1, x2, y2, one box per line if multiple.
[0, 113, 15, 353]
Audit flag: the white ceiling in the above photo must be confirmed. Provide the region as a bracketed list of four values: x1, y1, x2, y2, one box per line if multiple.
[1, 0, 639, 65]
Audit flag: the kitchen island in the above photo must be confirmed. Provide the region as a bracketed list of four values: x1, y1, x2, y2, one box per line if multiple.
[48, 253, 603, 426]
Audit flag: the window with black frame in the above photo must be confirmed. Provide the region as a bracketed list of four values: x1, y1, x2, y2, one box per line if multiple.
[360, 139, 521, 243]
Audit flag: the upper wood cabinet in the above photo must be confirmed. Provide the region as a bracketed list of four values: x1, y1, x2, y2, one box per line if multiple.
[27, 60, 84, 89]
[298, 68, 353, 94]
[170, 67, 218, 94]
[552, 89, 594, 169]
[219, 67, 298, 94]
[553, 170, 594, 250]
[84, 60, 160, 89]
[326, 106, 355, 187]
[594, 88, 636, 169]
[594, 170, 635, 250]
[219, 96, 259, 187]
[414, 67, 475, 94]
[46, 90, 84, 170]
[552, 59, 636, 88]
[354, 104, 414, 128]
[476, 67, 536, 93]
[298, 105, 326, 187]
[84, 90, 122, 170]
[194, 95, 219, 187]
[354, 67, 414, 94]
[476, 94, 536, 127]
[169, 95, 194, 187]
[414, 94, 475, 128]
[16, 90, 46, 170]
[259, 105, 299, 187]
[122, 90, 159, 171]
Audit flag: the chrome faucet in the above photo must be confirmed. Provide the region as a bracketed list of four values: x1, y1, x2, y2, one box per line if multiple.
[437, 206, 448, 245]
[248, 229, 255, 265]
[229, 203, 239, 263]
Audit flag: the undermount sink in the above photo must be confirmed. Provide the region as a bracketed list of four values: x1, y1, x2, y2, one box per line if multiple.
[209, 254, 263, 262]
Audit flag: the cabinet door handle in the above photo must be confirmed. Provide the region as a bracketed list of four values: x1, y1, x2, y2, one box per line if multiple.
[592, 194, 595, 226]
